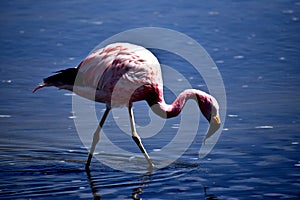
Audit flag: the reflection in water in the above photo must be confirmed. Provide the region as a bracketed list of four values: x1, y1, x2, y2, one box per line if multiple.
[86, 167, 101, 200]
[204, 185, 218, 200]
[131, 187, 143, 200]
[85, 167, 151, 200]
[84, 163, 219, 199]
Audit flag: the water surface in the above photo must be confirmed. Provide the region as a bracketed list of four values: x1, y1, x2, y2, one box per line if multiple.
[1, 0, 300, 199]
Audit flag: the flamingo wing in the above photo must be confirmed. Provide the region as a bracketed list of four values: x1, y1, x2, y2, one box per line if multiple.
[76, 43, 163, 107]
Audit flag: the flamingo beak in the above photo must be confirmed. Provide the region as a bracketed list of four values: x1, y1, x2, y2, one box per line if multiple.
[214, 115, 221, 125]
[204, 115, 221, 143]
[32, 83, 47, 93]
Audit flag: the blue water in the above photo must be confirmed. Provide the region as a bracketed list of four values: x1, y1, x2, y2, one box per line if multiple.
[1, 0, 300, 199]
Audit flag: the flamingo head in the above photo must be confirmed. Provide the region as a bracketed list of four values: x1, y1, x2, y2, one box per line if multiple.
[33, 68, 79, 93]
[199, 94, 221, 141]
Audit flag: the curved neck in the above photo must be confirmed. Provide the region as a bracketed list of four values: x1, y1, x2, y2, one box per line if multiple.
[147, 89, 209, 119]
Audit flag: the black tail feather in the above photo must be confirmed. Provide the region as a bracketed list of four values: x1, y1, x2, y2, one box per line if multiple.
[44, 68, 79, 86]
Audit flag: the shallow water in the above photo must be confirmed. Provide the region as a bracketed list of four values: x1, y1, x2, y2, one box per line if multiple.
[1, 0, 300, 199]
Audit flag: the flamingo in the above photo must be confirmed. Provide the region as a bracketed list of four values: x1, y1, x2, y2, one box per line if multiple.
[33, 43, 221, 169]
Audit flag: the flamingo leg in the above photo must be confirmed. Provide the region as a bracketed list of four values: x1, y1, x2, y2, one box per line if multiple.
[128, 105, 155, 169]
[86, 107, 111, 169]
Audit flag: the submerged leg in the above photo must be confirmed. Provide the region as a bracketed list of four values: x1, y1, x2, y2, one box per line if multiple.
[86, 107, 111, 169]
[128, 105, 155, 169]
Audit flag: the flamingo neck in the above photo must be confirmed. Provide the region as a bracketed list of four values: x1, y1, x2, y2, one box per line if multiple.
[147, 89, 210, 119]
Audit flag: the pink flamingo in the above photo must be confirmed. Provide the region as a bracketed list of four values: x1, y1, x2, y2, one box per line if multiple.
[33, 43, 221, 169]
